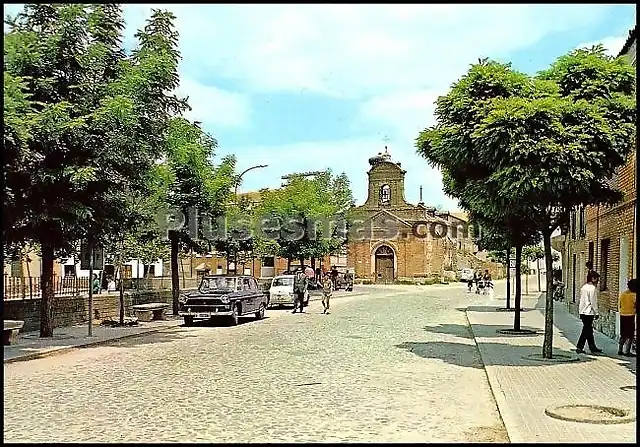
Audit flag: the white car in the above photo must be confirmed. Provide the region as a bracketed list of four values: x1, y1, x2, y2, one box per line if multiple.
[268, 275, 310, 308]
[460, 268, 474, 282]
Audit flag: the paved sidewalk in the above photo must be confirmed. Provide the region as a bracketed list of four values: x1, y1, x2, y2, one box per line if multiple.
[4, 318, 182, 364]
[467, 292, 636, 443]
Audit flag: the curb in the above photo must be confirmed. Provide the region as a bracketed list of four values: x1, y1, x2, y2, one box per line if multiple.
[464, 310, 513, 444]
[4, 322, 183, 365]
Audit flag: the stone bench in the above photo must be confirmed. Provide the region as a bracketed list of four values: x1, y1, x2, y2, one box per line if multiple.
[132, 303, 169, 322]
[3, 320, 24, 346]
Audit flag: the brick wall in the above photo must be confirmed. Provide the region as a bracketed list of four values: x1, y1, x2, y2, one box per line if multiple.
[585, 151, 636, 313]
[347, 235, 502, 281]
[3, 288, 196, 333]
[565, 150, 636, 316]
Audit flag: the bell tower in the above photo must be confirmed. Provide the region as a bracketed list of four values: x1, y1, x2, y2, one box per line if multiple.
[362, 146, 409, 210]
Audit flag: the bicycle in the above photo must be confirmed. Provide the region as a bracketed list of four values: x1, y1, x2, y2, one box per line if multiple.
[552, 282, 565, 302]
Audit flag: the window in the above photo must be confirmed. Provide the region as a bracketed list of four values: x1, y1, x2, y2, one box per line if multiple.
[261, 256, 275, 267]
[599, 239, 610, 291]
[380, 184, 391, 204]
[578, 206, 586, 238]
[243, 278, 252, 291]
[145, 265, 155, 277]
[588, 242, 594, 265]
[570, 208, 576, 239]
[123, 265, 133, 279]
[63, 265, 76, 277]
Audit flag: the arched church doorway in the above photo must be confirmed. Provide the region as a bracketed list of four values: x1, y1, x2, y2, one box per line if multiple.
[375, 245, 395, 283]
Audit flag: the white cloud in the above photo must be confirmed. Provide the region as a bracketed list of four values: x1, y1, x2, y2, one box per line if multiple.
[123, 4, 615, 100]
[575, 35, 627, 56]
[177, 77, 251, 129]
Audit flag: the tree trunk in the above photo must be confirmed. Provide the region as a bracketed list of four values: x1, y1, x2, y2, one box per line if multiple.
[514, 244, 523, 331]
[505, 248, 511, 309]
[299, 257, 305, 270]
[525, 265, 529, 295]
[542, 229, 554, 359]
[311, 257, 316, 271]
[181, 254, 185, 288]
[170, 232, 180, 316]
[39, 243, 55, 338]
[117, 264, 125, 326]
[537, 258, 541, 292]
[287, 258, 291, 271]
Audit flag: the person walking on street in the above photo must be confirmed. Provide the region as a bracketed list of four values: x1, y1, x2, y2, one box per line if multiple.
[576, 271, 603, 354]
[618, 278, 636, 356]
[321, 273, 334, 314]
[330, 267, 339, 291]
[292, 268, 308, 314]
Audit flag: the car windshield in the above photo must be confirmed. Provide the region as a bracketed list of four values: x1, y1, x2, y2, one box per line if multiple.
[200, 277, 236, 291]
[272, 277, 293, 287]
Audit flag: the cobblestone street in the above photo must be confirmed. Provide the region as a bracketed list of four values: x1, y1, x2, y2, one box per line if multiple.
[3, 284, 507, 443]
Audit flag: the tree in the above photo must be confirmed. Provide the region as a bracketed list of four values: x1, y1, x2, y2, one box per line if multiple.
[417, 47, 635, 358]
[160, 116, 236, 314]
[256, 171, 354, 271]
[469, 208, 540, 331]
[472, 49, 635, 358]
[4, 5, 176, 337]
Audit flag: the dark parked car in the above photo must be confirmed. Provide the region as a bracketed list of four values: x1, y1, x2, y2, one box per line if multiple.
[178, 275, 268, 326]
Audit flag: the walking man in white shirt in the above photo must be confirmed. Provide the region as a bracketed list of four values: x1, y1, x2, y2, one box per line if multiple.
[576, 271, 603, 354]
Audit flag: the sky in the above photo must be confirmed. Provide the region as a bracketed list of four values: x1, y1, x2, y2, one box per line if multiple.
[4, 3, 636, 210]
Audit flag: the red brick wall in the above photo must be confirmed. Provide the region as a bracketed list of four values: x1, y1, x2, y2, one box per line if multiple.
[581, 151, 636, 313]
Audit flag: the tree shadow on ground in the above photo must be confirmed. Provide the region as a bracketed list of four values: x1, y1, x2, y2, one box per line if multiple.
[80, 329, 194, 349]
[423, 322, 541, 340]
[396, 340, 595, 369]
[535, 297, 637, 377]
[81, 316, 272, 350]
[457, 306, 535, 313]
[550, 316, 637, 377]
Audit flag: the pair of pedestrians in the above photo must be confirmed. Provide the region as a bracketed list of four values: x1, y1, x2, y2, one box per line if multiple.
[576, 271, 636, 356]
[291, 269, 334, 314]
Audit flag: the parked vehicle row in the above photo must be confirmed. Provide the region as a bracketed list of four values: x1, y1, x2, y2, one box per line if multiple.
[178, 272, 354, 326]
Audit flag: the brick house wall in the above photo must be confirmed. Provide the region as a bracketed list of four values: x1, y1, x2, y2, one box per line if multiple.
[561, 29, 636, 340]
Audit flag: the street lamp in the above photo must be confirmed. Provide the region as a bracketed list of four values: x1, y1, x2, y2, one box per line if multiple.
[235, 164, 268, 197]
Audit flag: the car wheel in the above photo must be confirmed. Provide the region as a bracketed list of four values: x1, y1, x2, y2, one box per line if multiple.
[183, 316, 194, 326]
[255, 303, 266, 320]
[229, 304, 240, 326]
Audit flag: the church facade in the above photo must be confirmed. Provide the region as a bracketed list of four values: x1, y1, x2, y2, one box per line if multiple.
[347, 149, 501, 282]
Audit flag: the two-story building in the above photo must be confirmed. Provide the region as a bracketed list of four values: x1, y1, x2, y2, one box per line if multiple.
[561, 26, 637, 340]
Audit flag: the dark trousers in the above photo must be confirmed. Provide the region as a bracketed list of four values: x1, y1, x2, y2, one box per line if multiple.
[619, 315, 635, 354]
[294, 291, 305, 312]
[577, 314, 597, 351]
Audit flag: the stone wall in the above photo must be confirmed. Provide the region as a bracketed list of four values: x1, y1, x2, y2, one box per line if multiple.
[3, 288, 196, 333]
